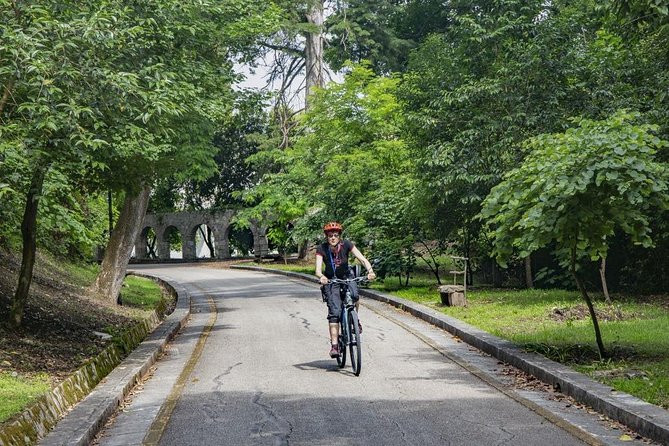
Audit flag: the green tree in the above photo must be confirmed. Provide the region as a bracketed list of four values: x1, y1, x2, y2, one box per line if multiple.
[480, 111, 669, 358]
[608, 0, 669, 141]
[90, 0, 281, 303]
[401, 0, 556, 275]
[325, 0, 414, 74]
[610, 0, 669, 28]
[1, 0, 281, 325]
[0, 1, 121, 327]
[240, 64, 413, 259]
[325, 0, 456, 74]
[399, 0, 654, 282]
[150, 93, 269, 213]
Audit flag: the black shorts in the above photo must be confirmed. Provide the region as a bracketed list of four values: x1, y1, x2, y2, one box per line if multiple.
[321, 280, 359, 323]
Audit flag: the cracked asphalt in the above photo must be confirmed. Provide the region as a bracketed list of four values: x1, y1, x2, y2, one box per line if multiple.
[97, 264, 587, 446]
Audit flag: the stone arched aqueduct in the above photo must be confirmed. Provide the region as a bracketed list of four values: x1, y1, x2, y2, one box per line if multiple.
[134, 211, 268, 260]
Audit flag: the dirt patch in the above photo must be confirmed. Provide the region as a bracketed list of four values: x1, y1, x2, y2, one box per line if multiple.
[0, 250, 148, 385]
[635, 294, 669, 312]
[549, 304, 636, 322]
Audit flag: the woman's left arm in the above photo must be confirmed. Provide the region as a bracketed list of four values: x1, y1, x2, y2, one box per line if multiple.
[351, 246, 376, 280]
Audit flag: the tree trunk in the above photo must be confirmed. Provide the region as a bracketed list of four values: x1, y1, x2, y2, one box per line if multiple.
[492, 260, 503, 287]
[148, 236, 157, 258]
[0, 79, 14, 116]
[9, 164, 48, 329]
[297, 241, 308, 259]
[207, 226, 215, 258]
[91, 184, 151, 303]
[198, 226, 215, 258]
[417, 240, 442, 285]
[524, 255, 534, 289]
[599, 257, 612, 304]
[570, 248, 606, 359]
[464, 232, 473, 287]
[107, 190, 113, 239]
[304, 0, 324, 108]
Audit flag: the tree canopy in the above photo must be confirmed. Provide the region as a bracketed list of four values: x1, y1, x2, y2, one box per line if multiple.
[3, 0, 669, 339]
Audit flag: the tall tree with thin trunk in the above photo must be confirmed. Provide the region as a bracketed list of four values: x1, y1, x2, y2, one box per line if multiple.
[257, 0, 326, 112]
[481, 111, 669, 359]
[305, 0, 325, 106]
[10, 164, 48, 328]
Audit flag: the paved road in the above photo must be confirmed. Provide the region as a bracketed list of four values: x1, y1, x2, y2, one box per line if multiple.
[99, 264, 586, 446]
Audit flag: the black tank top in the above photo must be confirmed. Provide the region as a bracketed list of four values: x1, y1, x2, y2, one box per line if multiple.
[317, 240, 354, 279]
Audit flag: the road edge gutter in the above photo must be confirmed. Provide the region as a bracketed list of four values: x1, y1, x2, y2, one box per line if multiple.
[38, 275, 191, 446]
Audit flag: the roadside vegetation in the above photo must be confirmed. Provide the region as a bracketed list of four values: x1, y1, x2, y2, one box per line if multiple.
[242, 260, 669, 409]
[0, 373, 50, 424]
[0, 251, 166, 424]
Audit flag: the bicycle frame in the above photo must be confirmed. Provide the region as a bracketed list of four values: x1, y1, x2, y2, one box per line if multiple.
[329, 276, 366, 376]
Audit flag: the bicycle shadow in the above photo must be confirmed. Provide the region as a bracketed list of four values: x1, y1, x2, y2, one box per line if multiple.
[293, 360, 345, 373]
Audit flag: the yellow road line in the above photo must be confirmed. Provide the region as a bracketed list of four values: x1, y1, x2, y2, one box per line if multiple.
[143, 295, 218, 446]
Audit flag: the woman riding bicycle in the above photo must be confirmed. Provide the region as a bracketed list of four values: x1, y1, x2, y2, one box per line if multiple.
[315, 221, 376, 358]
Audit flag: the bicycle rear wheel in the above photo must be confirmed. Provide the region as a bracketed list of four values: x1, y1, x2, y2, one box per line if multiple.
[348, 310, 362, 376]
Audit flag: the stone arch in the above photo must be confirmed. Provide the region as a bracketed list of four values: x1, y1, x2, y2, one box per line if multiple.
[228, 225, 254, 256]
[159, 225, 182, 259]
[190, 224, 213, 259]
[135, 210, 268, 261]
[134, 226, 159, 259]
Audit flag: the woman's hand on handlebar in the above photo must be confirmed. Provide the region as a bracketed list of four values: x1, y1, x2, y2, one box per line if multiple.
[319, 275, 329, 285]
[367, 271, 376, 281]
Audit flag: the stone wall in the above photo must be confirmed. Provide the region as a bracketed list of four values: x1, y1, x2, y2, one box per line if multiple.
[135, 210, 268, 260]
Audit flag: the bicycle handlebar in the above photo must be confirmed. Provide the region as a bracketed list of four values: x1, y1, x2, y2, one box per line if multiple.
[328, 277, 369, 285]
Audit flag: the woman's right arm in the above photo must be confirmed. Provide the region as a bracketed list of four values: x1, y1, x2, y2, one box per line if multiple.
[315, 254, 328, 284]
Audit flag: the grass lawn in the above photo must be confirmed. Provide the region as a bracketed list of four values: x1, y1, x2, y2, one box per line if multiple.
[385, 285, 669, 408]
[120, 275, 165, 310]
[244, 260, 669, 409]
[0, 372, 50, 423]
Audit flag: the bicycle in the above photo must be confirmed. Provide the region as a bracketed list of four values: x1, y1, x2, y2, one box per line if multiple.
[328, 276, 367, 376]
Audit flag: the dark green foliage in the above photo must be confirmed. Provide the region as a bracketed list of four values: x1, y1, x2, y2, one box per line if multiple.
[615, 213, 669, 292]
[325, 0, 415, 73]
[480, 111, 669, 266]
[610, 0, 669, 29]
[325, 0, 456, 74]
[229, 226, 254, 256]
[150, 93, 269, 212]
[370, 239, 417, 287]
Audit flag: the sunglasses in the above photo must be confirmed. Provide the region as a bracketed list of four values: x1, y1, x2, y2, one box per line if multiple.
[327, 232, 341, 239]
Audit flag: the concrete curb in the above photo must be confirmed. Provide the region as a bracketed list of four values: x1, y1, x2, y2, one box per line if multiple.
[232, 265, 669, 445]
[39, 276, 191, 446]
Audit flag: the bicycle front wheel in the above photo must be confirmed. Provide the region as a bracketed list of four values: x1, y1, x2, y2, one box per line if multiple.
[348, 310, 362, 376]
[336, 333, 347, 368]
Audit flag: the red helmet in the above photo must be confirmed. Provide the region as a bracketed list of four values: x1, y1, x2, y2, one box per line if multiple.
[323, 221, 343, 234]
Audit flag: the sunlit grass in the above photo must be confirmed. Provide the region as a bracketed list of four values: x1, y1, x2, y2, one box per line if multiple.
[390, 286, 669, 408]
[0, 372, 50, 423]
[120, 275, 164, 310]
[237, 261, 313, 275]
